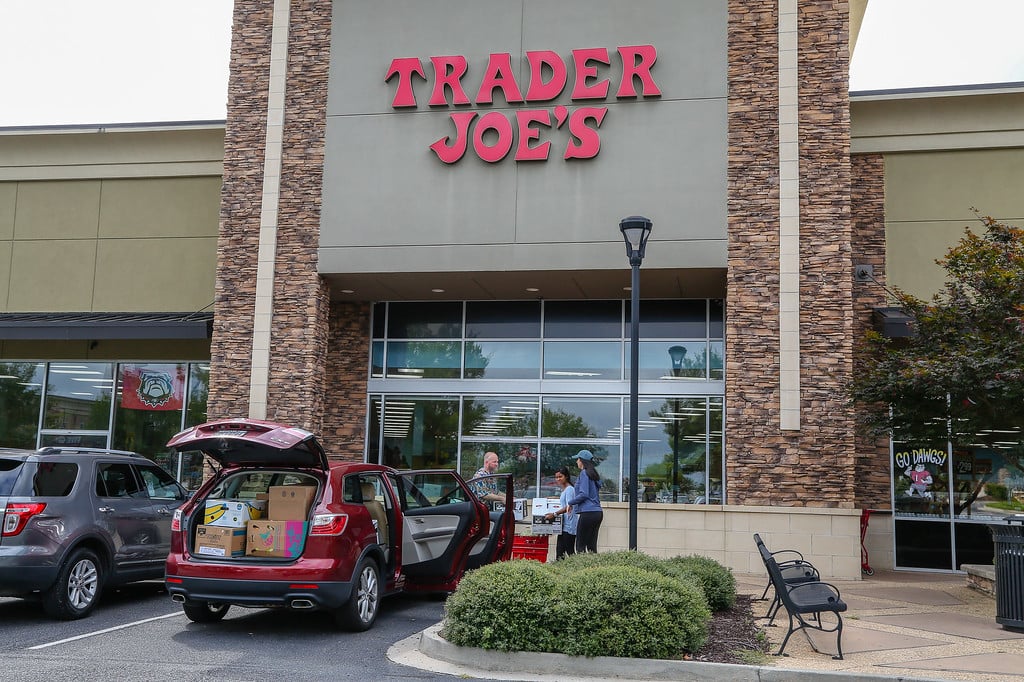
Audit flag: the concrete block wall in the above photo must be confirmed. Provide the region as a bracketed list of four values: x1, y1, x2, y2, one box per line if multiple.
[599, 504, 864, 580]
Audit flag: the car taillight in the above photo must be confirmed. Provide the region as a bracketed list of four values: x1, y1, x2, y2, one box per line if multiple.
[171, 508, 183, 532]
[2, 502, 47, 537]
[310, 512, 348, 535]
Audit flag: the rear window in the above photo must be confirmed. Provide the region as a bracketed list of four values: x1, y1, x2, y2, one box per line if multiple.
[0, 458, 24, 495]
[0, 460, 78, 497]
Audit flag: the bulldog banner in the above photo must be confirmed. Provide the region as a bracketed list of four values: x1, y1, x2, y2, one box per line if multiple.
[120, 364, 186, 411]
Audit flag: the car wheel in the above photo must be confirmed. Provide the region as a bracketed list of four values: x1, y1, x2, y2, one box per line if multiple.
[336, 558, 380, 631]
[182, 601, 230, 623]
[42, 547, 103, 620]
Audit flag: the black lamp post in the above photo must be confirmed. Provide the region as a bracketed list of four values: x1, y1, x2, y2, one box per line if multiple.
[668, 345, 686, 504]
[620, 215, 652, 551]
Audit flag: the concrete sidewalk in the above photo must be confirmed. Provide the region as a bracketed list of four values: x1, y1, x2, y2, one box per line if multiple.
[388, 570, 1024, 682]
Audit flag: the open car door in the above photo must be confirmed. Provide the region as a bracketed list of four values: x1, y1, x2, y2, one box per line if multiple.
[395, 470, 511, 592]
[464, 472, 515, 570]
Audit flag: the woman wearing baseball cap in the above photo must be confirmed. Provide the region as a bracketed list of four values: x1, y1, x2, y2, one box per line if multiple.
[567, 449, 603, 553]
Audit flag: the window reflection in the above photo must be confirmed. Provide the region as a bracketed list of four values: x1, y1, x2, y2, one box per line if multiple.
[377, 395, 458, 469]
[43, 362, 115, 430]
[465, 341, 540, 379]
[462, 396, 539, 438]
[541, 397, 621, 439]
[0, 361, 44, 448]
[543, 341, 620, 380]
[386, 341, 461, 378]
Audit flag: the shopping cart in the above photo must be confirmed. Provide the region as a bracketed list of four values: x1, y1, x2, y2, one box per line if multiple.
[860, 509, 874, 576]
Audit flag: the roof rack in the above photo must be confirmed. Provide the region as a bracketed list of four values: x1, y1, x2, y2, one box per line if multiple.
[36, 446, 141, 457]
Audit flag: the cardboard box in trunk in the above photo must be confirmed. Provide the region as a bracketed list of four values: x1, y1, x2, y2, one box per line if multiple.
[202, 498, 267, 528]
[246, 520, 308, 558]
[267, 485, 316, 520]
[195, 524, 247, 557]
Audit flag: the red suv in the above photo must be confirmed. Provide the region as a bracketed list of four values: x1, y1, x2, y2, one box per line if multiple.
[164, 419, 513, 630]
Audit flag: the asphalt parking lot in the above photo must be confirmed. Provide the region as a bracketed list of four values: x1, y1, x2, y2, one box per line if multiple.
[0, 583, 472, 682]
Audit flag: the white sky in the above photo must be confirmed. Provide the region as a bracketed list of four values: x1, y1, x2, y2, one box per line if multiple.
[0, 0, 1022, 127]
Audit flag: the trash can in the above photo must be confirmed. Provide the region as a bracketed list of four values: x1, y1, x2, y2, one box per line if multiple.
[989, 515, 1024, 630]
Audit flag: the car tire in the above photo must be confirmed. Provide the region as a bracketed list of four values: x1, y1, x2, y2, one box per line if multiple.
[42, 547, 104, 620]
[182, 601, 230, 623]
[336, 558, 380, 631]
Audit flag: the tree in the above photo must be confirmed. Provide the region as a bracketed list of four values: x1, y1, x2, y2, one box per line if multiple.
[851, 214, 1024, 480]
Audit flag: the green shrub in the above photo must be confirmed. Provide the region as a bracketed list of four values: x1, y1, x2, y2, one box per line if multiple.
[441, 550, 719, 658]
[986, 482, 1010, 501]
[551, 565, 710, 658]
[666, 554, 737, 611]
[560, 551, 734, 612]
[441, 560, 558, 652]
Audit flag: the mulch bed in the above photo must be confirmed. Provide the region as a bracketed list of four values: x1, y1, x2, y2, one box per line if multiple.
[690, 594, 772, 664]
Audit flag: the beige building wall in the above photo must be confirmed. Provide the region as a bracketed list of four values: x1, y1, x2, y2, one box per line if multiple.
[852, 89, 1024, 299]
[0, 125, 223, 315]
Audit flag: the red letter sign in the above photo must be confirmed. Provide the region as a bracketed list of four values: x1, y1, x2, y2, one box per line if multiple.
[616, 45, 662, 98]
[476, 53, 524, 104]
[429, 55, 471, 106]
[570, 48, 610, 100]
[524, 50, 568, 102]
[385, 57, 426, 107]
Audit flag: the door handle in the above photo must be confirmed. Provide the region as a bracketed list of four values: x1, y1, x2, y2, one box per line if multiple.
[156, 507, 172, 515]
[98, 506, 115, 513]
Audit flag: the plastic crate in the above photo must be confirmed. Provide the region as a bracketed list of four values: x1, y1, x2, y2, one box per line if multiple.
[511, 534, 549, 562]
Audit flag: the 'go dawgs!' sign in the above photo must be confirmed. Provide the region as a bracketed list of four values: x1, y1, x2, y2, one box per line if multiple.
[385, 46, 662, 163]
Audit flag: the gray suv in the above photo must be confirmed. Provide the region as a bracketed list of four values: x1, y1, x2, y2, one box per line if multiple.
[0, 447, 188, 619]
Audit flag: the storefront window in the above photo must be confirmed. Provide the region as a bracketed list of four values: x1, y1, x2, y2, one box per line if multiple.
[0, 360, 208, 488]
[367, 299, 726, 503]
[386, 341, 461, 378]
[462, 396, 538, 438]
[0, 361, 44, 448]
[543, 341, 620, 379]
[464, 341, 540, 379]
[43, 362, 114, 431]
[374, 395, 459, 469]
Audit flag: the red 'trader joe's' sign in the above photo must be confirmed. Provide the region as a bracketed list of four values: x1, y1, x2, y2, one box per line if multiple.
[385, 46, 662, 164]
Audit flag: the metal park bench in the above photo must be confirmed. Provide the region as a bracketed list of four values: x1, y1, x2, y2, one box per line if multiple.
[762, 553, 847, 660]
[753, 533, 820, 623]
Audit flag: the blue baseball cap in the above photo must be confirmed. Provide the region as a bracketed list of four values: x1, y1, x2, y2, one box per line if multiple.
[576, 449, 594, 461]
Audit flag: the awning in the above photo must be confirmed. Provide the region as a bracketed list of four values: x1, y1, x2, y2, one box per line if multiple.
[0, 312, 213, 340]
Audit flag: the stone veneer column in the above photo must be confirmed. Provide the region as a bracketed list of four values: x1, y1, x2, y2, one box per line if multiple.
[851, 153, 892, 510]
[726, 1, 856, 507]
[321, 302, 371, 461]
[209, 0, 331, 437]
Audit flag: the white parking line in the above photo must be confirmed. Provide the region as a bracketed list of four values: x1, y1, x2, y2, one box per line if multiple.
[27, 611, 184, 650]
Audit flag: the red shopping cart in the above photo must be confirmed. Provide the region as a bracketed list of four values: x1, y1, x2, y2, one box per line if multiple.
[860, 509, 874, 576]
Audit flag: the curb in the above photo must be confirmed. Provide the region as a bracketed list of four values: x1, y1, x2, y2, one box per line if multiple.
[412, 623, 949, 682]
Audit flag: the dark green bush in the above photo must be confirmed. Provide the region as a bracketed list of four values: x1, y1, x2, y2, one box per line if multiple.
[666, 554, 737, 611]
[441, 559, 558, 652]
[551, 565, 710, 658]
[441, 550, 722, 658]
[986, 482, 1010, 502]
[560, 551, 733, 612]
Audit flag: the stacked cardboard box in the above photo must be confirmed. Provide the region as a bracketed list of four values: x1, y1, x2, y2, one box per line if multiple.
[202, 498, 267, 527]
[246, 486, 316, 558]
[195, 525, 246, 557]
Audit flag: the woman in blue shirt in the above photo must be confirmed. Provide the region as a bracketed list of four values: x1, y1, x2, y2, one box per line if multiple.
[544, 466, 577, 559]
[567, 449, 603, 553]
